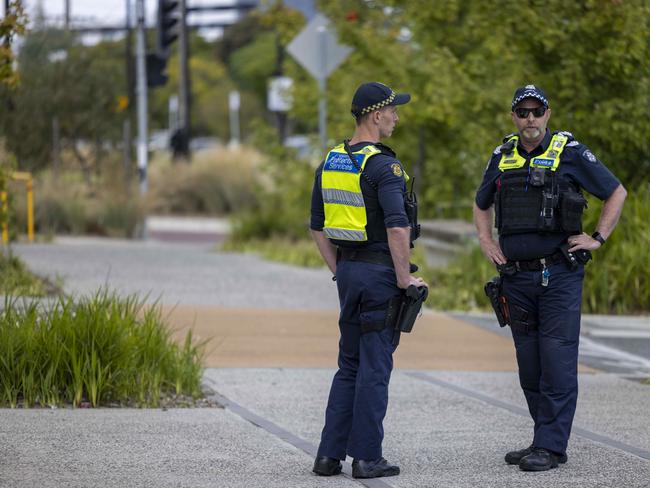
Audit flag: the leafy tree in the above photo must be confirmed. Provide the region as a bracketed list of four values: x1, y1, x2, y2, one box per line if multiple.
[305, 0, 650, 215]
[0, 29, 126, 176]
[0, 0, 26, 88]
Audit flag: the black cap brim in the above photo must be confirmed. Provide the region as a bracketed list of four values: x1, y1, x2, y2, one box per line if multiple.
[391, 93, 411, 106]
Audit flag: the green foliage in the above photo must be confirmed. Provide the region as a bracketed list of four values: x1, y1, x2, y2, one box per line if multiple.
[422, 245, 495, 311]
[581, 187, 650, 314]
[0, 290, 206, 408]
[0, 249, 57, 297]
[11, 165, 143, 238]
[310, 0, 650, 213]
[222, 237, 324, 268]
[229, 123, 315, 242]
[1, 29, 126, 172]
[146, 146, 262, 215]
[0, 1, 26, 88]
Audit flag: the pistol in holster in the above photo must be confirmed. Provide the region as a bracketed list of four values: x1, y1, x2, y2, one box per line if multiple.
[385, 285, 428, 346]
[484, 276, 538, 332]
[484, 277, 509, 327]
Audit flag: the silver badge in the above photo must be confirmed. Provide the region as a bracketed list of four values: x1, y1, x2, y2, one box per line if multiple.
[546, 150, 557, 159]
[583, 150, 597, 162]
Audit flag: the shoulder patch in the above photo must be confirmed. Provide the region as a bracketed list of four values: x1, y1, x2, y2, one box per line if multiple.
[582, 149, 597, 163]
[566, 140, 580, 147]
[390, 163, 403, 177]
[492, 144, 502, 155]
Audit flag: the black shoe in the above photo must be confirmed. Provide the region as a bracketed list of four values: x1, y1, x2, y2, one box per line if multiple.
[352, 457, 400, 479]
[506, 445, 567, 465]
[505, 445, 534, 465]
[519, 448, 561, 471]
[312, 456, 342, 476]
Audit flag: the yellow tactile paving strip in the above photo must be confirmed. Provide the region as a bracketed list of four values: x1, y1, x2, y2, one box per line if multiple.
[163, 305, 595, 373]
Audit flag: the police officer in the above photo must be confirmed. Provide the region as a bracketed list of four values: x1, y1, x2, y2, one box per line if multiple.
[310, 81, 425, 479]
[474, 85, 627, 471]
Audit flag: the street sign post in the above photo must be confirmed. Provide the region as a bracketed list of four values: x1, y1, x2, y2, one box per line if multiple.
[287, 14, 352, 149]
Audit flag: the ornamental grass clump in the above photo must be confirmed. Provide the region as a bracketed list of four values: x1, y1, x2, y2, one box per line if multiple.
[0, 290, 205, 408]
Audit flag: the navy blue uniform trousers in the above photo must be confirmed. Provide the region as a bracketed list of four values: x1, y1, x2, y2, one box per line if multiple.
[502, 261, 585, 455]
[316, 259, 400, 461]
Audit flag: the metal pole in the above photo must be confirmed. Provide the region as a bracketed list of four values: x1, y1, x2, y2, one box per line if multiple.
[52, 117, 61, 178]
[135, 0, 148, 194]
[64, 0, 70, 30]
[228, 91, 240, 148]
[178, 0, 191, 160]
[317, 26, 327, 150]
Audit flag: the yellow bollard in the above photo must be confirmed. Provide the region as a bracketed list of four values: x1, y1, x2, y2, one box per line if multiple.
[1, 191, 7, 244]
[26, 178, 34, 242]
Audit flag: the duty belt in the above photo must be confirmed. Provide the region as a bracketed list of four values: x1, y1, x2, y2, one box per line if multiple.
[337, 248, 394, 267]
[506, 249, 565, 272]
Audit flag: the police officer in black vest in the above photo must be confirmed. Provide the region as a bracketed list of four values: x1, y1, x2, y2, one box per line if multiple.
[474, 85, 627, 471]
[310, 82, 425, 479]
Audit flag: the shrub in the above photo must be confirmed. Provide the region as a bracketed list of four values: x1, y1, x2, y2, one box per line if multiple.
[0, 290, 206, 408]
[146, 146, 262, 216]
[228, 125, 316, 244]
[11, 164, 143, 239]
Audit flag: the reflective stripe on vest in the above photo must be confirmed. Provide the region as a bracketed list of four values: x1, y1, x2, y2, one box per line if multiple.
[321, 143, 382, 242]
[498, 133, 569, 172]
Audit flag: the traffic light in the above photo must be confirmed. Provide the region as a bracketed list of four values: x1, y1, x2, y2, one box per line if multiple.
[157, 0, 180, 56]
[146, 52, 168, 88]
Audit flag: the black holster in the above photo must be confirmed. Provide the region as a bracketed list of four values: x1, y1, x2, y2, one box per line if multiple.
[484, 277, 508, 327]
[484, 276, 538, 332]
[385, 285, 428, 346]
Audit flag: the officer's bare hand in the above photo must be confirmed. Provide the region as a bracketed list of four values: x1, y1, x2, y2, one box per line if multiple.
[478, 236, 507, 265]
[568, 232, 601, 252]
[398, 276, 427, 290]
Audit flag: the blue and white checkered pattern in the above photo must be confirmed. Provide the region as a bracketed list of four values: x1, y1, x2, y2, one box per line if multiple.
[511, 87, 549, 110]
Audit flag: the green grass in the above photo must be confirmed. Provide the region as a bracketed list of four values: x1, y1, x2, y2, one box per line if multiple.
[222, 236, 325, 268]
[0, 249, 60, 297]
[0, 290, 206, 408]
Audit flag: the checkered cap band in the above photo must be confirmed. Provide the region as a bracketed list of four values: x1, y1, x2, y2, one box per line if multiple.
[360, 91, 396, 115]
[511, 91, 548, 110]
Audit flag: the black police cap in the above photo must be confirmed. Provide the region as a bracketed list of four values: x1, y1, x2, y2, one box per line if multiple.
[511, 84, 549, 110]
[351, 82, 411, 118]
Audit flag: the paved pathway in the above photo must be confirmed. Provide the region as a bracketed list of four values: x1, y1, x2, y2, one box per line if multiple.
[2, 237, 648, 487]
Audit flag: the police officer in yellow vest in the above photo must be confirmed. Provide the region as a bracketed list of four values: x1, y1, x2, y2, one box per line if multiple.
[474, 85, 627, 471]
[310, 82, 426, 479]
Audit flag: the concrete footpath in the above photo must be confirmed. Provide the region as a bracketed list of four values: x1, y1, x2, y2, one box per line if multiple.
[1, 238, 649, 487]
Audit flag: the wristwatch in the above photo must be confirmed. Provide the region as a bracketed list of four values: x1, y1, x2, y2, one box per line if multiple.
[591, 231, 606, 245]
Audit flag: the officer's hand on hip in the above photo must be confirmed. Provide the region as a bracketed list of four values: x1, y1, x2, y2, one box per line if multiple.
[479, 236, 507, 265]
[398, 276, 427, 290]
[568, 232, 602, 252]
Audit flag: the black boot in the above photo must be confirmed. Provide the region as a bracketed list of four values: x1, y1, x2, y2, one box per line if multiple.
[519, 448, 561, 471]
[506, 445, 567, 465]
[352, 458, 400, 479]
[312, 456, 342, 476]
[505, 445, 534, 465]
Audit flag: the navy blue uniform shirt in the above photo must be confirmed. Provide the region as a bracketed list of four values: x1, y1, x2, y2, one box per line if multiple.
[310, 141, 409, 253]
[475, 130, 620, 260]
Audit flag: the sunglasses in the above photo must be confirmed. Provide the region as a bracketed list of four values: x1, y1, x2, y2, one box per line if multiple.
[514, 106, 547, 118]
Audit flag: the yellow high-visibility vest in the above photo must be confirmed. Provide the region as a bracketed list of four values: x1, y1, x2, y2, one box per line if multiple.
[498, 133, 569, 172]
[321, 143, 382, 241]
